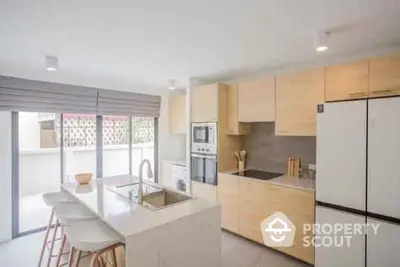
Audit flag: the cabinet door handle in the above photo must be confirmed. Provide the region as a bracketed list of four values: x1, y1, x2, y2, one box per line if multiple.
[371, 89, 393, 95]
[349, 92, 367, 97]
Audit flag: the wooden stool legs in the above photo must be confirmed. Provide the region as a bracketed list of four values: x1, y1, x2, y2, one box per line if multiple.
[89, 243, 124, 267]
[55, 233, 67, 267]
[37, 208, 55, 267]
[47, 219, 60, 267]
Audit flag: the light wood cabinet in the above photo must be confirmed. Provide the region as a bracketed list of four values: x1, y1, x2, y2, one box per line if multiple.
[238, 178, 279, 243]
[238, 76, 275, 122]
[238, 178, 315, 264]
[217, 173, 239, 233]
[325, 60, 369, 101]
[226, 84, 251, 135]
[169, 93, 186, 134]
[275, 68, 325, 136]
[191, 181, 217, 202]
[369, 54, 400, 97]
[191, 83, 219, 122]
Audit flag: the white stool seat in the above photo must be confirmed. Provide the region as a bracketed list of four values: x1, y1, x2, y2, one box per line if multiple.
[43, 192, 76, 207]
[66, 220, 123, 252]
[55, 203, 96, 225]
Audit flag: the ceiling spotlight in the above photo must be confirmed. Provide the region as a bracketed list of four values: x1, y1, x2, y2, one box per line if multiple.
[315, 32, 330, 52]
[46, 56, 58, 71]
[168, 79, 176, 90]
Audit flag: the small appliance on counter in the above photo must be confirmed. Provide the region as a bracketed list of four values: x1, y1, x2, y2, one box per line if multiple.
[191, 122, 218, 185]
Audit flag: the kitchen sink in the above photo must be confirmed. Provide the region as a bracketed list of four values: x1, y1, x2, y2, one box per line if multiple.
[107, 182, 163, 200]
[142, 189, 193, 210]
[107, 182, 193, 210]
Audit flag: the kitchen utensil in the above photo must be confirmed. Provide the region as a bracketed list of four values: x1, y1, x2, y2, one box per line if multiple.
[294, 158, 301, 177]
[238, 160, 245, 171]
[239, 150, 246, 161]
[75, 173, 93, 185]
[233, 151, 241, 161]
[287, 158, 292, 176]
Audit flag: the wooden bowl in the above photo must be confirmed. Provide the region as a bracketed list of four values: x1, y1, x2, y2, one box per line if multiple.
[75, 173, 93, 185]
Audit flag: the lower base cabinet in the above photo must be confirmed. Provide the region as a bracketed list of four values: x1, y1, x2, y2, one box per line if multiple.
[218, 173, 315, 264]
[315, 206, 365, 267]
[191, 181, 217, 202]
[217, 173, 239, 233]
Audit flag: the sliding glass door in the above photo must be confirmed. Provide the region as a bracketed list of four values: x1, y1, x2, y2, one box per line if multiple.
[62, 114, 97, 182]
[131, 117, 156, 181]
[17, 112, 61, 234]
[12, 113, 158, 237]
[103, 116, 130, 177]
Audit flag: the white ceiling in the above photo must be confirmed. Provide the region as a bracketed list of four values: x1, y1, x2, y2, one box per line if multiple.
[1, 0, 400, 90]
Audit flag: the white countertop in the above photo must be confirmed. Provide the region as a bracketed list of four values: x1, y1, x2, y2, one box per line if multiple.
[222, 169, 315, 191]
[62, 175, 218, 238]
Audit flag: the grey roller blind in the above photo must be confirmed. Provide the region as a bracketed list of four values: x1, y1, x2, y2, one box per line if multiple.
[97, 89, 161, 117]
[0, 76, 161, 117]
[0, 75, 98, 114]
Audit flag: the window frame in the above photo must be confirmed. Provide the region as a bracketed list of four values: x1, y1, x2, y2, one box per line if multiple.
[11, 112, 158, 238]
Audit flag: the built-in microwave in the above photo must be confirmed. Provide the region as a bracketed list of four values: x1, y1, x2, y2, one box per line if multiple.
[191, 122, 217, 154]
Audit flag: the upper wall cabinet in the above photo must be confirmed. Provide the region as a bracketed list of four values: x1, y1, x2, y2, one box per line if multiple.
[325, 60, 369, 101]
[191, 83, 219, 122]
[169, 93, 186, 134]
[369, 54, 400, 97]
[227, 84, 251, 135]
[237, 76, 275, 122]
[276, 68, 325, 136]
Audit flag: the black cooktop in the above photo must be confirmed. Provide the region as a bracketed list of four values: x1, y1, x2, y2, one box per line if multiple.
[232, 169, 283, 181]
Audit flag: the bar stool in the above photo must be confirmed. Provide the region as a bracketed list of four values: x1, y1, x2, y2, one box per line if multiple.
[53, 203, 97, 267]
[66, 220, 124, 267]
[38, 192, 77, 267]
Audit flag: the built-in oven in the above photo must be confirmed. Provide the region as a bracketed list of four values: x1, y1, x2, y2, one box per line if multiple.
[191, 153, 218, 185]
[191, 122, 217, 154]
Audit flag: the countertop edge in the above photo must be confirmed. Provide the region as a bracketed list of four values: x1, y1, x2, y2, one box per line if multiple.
[218, 169, 315, 192]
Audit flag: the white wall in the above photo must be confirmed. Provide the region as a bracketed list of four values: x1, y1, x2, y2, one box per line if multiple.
[0, 112, 12, 242]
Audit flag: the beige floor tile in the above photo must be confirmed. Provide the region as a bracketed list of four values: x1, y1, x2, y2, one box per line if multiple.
[0, 230, 309, 267]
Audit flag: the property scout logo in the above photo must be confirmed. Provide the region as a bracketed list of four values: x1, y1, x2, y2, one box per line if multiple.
[261, 211, 380, 248]
[261, 212, 296, 247]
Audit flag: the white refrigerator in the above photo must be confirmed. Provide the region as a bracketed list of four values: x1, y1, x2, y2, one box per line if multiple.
[316, 97, 400, 267]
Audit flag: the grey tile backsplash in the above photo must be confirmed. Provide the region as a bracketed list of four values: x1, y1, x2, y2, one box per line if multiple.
[243, 122, 316, 173]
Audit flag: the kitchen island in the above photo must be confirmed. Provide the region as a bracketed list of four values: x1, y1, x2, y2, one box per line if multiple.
[62, 175, 221, 267]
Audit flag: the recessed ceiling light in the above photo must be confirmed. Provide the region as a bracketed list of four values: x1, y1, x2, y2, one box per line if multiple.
[168, 79, 176, 90]
[316, 45, 328, 52]
[315, 32, 330, 52]
[46, 56, 58, 71]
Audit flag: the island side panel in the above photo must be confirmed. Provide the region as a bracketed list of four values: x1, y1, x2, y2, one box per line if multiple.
[125, 204, 221, 267]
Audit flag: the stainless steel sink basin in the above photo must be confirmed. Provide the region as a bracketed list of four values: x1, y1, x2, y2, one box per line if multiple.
[106, 181, 163, 201]
[107, 181, 193, 210]
[142, 189, 193, 210]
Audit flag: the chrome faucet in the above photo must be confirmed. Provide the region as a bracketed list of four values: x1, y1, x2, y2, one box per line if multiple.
[137, 159, 154, 204]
